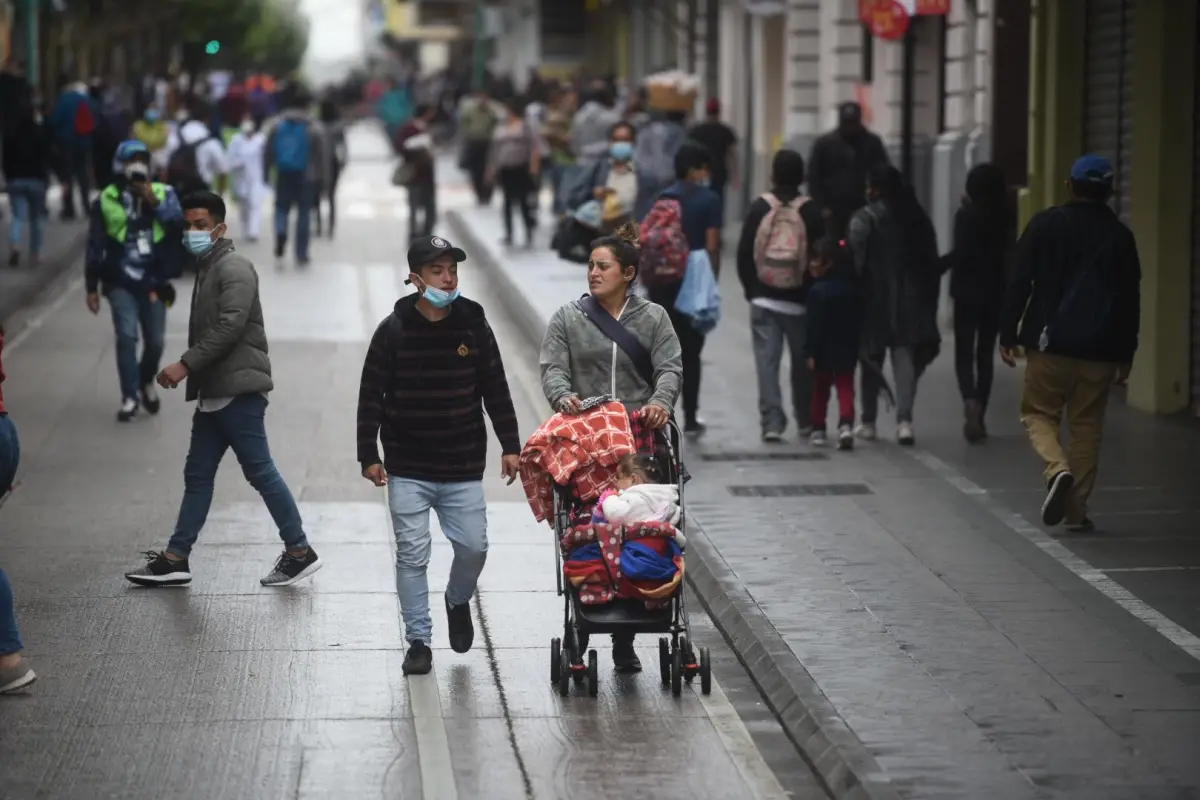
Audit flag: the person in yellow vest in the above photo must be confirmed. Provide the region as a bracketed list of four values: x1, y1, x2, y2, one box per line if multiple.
[85, 140, 185, 422]
[132, 106, 170, 180]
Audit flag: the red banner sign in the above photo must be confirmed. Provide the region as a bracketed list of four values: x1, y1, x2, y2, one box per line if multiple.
[859, 0, 909, 41]
[916, 0, 950, 14]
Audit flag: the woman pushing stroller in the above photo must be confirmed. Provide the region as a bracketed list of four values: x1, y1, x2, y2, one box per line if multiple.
[539, 222, 683, 671]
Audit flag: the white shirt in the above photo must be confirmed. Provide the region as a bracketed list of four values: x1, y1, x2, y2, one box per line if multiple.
[751, 297, 806, 316]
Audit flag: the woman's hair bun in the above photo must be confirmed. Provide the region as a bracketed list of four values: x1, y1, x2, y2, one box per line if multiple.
[614, 221, 640, 248]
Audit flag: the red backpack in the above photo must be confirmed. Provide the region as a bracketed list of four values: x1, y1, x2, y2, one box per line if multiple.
[638, 197, 690, 288]
[73, 100, 96, 136]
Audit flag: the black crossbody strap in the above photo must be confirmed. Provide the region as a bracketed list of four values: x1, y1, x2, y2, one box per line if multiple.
[575, 294, 656, 389]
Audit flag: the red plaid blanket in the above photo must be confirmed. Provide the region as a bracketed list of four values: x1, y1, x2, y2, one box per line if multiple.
[519, 401, 635, 524]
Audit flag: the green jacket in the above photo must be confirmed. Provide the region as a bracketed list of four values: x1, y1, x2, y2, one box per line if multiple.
[180, 239, 273, 402]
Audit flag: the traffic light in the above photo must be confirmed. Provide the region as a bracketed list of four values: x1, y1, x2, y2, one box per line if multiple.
[205, 40, 220, 55]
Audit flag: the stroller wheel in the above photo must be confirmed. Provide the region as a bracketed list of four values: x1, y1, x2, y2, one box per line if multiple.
[658, 638, 671, 687]
[679, 635, 693, 683]
[587, 650, 599, 697]
[699, 646, 712, 695]
[550, 638, 561, 684]
[557, 649, 571, 697]
[671, 643, 683, 697]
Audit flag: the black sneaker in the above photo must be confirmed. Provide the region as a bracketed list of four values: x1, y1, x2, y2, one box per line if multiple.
[1042, 471, 1075, 526]
[445, 595, 474, 653]
[612, 636, 642, 673]
[125, 551, 192, 587]
[140, 383, 161, 415]
[260, 547, 322, 586]
[403, 641, 433, 675]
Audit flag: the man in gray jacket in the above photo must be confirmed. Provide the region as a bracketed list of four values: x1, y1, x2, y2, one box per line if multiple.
[125, 191, 320, 588]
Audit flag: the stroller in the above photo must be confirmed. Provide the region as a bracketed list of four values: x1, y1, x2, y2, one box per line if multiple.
[547, 419, 711, 698]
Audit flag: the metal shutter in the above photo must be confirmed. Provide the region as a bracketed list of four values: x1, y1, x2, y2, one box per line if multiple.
[1193, 12, 1200, 409]
[1083, 0, 1134, 224]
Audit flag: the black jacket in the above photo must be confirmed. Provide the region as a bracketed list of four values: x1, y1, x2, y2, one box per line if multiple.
[939, 201, 1013, 305]
[807, 130, 889, 227]
[1000, 200, 1141, 364]
[736, 188, 825, 304]
[803, 271, 862, 373]
[2, 118, 50, 182]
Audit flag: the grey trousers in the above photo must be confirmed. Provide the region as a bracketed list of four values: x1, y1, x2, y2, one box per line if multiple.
[862, 345, 918, 424]
[750, 304, 813, 434]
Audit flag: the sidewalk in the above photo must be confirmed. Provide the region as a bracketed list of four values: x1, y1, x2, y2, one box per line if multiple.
[0, 184, 88, 326]
[448, 205, 1200, 800]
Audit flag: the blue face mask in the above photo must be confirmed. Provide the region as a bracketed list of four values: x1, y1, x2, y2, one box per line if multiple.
[145, 110, 160, 123]
[422, 285, 460, 309]
[609, 141, 633, 162]
[183, 230, 215, 256]
[697, 176, 711, 188]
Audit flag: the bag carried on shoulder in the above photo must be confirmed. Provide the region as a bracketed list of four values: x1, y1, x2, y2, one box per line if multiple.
[167, 141, 210, 195]
[274, 119, 311, 173]
[753, 194, 808, 289]
[638, 195, 690, 288]
[1041, 222, 1120, 353]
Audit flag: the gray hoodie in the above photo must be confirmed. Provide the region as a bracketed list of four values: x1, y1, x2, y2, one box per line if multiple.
[539, 294, 682, 413]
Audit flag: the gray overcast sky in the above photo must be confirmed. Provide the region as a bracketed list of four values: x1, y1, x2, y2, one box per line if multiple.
[301, 0, 365, 78]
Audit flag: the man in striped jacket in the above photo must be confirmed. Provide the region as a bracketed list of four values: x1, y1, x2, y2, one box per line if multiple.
[356, 235, 521, 676]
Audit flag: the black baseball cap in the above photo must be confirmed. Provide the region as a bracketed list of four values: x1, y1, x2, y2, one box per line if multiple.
[407, 235, 467, 271]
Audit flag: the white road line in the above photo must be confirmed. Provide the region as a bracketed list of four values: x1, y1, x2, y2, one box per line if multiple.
[5, 275, 84, 353]
[910, 450, 1200, 662]
[1102, 566, 1200, 573]
[409, 673, 459, 800]
[694, 677, 790, 800]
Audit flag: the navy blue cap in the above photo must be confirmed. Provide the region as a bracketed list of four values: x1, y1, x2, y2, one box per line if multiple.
[1069, 154, 1114, 185]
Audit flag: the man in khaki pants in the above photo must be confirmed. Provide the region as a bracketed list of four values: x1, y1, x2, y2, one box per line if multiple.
[999, 154, 1141, 532]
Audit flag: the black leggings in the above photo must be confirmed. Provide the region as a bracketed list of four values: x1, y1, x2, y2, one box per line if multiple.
[314, 163, 342, 236]
[498, 166, 534, 243]
[953, 297, 1000, 413]
[665, 305, 707, 425]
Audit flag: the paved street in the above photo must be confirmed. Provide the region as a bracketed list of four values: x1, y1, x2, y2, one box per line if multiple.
[448, 201, 1200, 799]
[0, 125, 828, 799]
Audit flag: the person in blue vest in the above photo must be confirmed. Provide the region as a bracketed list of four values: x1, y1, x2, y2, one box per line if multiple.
[263, 92, 328, 268]
[85, 140, 185, 422]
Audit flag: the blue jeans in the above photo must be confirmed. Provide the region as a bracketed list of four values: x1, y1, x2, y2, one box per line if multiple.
[274, 172, 312, 261]
[107, 286, 166, 403]
[387, 477, 488, 645]
[546, 162, 569, 214]
[0, 415, 21, 655]
[167, 394, 308, 558]
[7, 178, 46, 256]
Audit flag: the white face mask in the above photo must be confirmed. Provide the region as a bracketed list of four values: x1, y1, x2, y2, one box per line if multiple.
[124, 163, 149, 182]
[241, 121, 254, 134]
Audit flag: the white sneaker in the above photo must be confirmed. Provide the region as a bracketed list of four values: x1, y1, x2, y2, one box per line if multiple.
[897, 421, 915, 446]
[809, 429, 828, 447]
[117, 397, 138, 423]
[855, 423, 877, 441]
[837, 425, 854, 450]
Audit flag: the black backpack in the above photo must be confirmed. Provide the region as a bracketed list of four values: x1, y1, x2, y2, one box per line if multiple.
[167, 139, 212, 196]
[1042, 222, 1121, 353]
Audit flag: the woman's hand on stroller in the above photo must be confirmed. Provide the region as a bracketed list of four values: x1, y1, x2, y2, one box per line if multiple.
[362, 463, 387, 487]
[500, 454, 519, 485]
[642, 403, 669, 429]
[558, 395, 583, 415]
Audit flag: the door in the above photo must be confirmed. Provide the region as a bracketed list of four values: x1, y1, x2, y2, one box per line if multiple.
[1082, 0, 1135, 224]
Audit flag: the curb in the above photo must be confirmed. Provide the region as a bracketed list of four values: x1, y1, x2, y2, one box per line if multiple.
[448, 208, 900, 800]
[0, 226, 88, 328]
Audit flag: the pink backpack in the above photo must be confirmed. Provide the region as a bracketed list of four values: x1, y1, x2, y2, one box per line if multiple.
[638, 197, 690, 288]
[752, 194, 809, 289]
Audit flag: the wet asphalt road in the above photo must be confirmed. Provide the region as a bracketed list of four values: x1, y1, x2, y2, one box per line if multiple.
[0, 126, 829, 799]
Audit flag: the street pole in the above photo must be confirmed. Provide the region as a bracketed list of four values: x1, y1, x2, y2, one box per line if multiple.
[24, 0, 38, 87]
[900, 25, 915, 181]
[472, 0, 485, 91]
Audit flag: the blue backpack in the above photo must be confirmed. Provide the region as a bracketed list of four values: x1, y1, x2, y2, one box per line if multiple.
[274, 119, 310, 173]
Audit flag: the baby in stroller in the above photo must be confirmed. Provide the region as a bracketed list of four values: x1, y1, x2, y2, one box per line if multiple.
[591, 453, 686, 549]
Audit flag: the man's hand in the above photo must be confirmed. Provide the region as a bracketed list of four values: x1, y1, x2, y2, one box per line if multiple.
[559, 395, 583, 414]
[138, 181, 159, 206]
[86, 292, 101, 315]
[1114, 363, 1132, 386]
[362, 463, 387, 487]
[156, 361, 189, 389]
[500, 454, 519, 485]
[642, 404, 669, 429]
[999, 346, 1018, 368]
